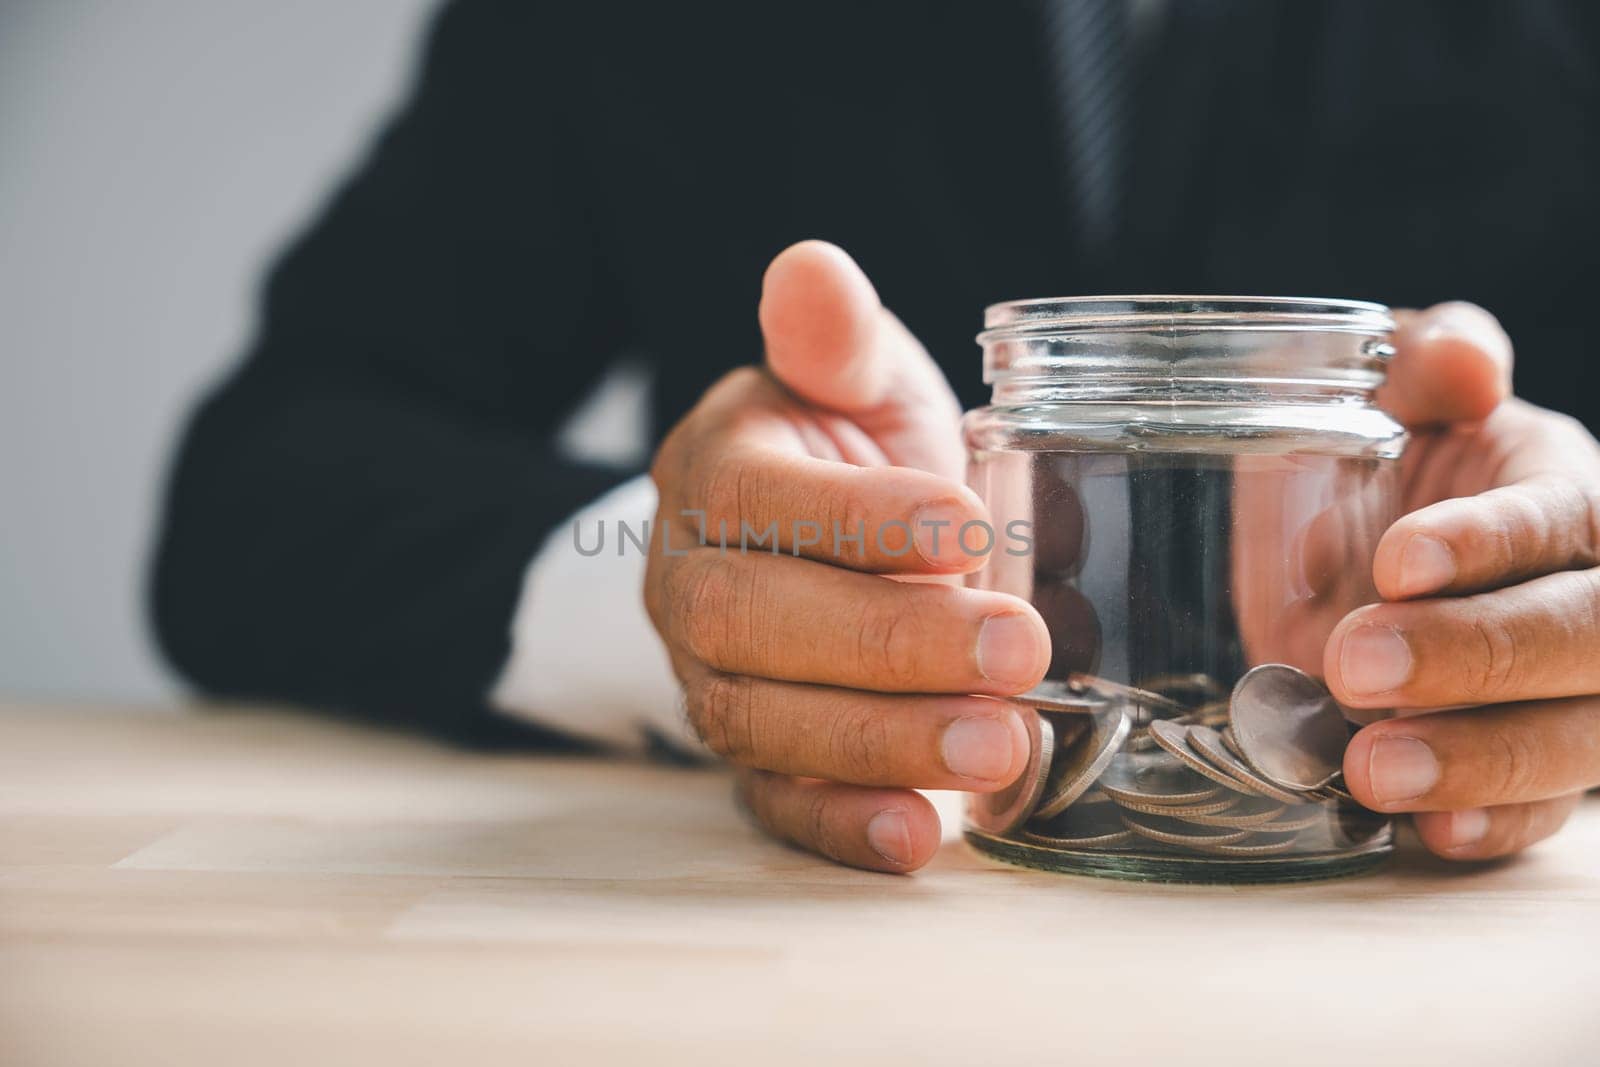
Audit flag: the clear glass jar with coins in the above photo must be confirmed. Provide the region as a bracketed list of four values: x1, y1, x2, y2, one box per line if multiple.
[964, 297, 1404, 883]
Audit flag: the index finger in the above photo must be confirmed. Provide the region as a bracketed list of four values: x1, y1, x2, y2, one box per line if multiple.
[676, 444, 996, 574]
[1371, 477, 1600, 600]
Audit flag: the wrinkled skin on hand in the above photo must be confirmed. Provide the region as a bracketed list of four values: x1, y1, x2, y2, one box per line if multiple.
[645, 242, 1052, 872]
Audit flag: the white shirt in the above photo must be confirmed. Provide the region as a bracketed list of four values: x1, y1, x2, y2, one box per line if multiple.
[489, 474, 706, 756]
[487, 362, 705, 756]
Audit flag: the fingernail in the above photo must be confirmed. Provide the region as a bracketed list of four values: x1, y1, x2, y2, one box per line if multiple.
[977, 613, 1043, 688]
[1399, 534, 1455, 596]
[913, 501, 970, 566]
[1340, 625, 1412, 696]
[866, 809, 912, 865]
[1367, 736, 1440, 803]
[941, 716, 1017, 781]
[1443, 808, 1490, 850]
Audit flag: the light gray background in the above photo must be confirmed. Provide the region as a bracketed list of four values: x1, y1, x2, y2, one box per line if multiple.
[0, 0, 440, 701]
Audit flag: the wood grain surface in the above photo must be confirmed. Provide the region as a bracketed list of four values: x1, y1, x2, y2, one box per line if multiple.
[2, 703, 1596, 1066]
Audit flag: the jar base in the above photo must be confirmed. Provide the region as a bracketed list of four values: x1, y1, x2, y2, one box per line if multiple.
[964, 828, 1393, 885]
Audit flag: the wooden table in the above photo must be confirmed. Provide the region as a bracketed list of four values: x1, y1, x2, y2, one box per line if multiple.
[2, 703, 1596, 1066]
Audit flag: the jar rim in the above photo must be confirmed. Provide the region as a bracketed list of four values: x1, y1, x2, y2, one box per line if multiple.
[980, 295, 1394, 340]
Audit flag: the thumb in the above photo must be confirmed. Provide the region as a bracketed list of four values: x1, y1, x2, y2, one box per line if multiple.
[758, 240, 952, 417]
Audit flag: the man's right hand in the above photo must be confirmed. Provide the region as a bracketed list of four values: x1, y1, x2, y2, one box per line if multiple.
[644, 241, 1052, 873]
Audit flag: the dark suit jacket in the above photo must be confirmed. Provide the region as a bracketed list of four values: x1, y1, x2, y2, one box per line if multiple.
[149, 0, 1600, 741]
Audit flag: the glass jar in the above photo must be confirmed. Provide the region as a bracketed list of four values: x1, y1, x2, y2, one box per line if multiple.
[962, 296, 1405, 884]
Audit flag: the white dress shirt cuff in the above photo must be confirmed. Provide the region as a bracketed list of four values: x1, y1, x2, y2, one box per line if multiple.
[489, 474, 710, 759]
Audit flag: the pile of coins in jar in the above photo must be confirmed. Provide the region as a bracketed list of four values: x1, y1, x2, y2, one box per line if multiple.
[970, 664, 1387, 859]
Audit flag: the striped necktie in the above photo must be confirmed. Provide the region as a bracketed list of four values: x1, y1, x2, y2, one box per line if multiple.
[1041, 0, 1132, 262]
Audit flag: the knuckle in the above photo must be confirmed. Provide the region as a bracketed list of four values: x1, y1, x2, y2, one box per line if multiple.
[1580, 485, 1600, 566]
[651, 413, 713, 496]
[826, 703, 896, 781]
[1579, 569, 1600, 630]
[1517, 480, 1600, 571]
[855, 598, 926, 689]
[1461, 614, 1523, 700]
[1485, 724, 1542, 802]
[689, 673, 759, 761]
[660, 365, 776, 515]
[697, 451, 764, 527]
[649, 430, 682, 493]
[836, 487, 880, 567]
[803, 790, 846, 862]
[1485, 486, 1548, 571]
[719, 365, 767, 395]
[697, 366, 767, 416]
[1488, 486, 1530, 538]
[670, 554, 746, 664]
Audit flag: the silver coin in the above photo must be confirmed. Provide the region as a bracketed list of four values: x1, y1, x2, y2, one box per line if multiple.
[1166, 797, 1288, 829]
[1221, 725, 1246, 761]
[1119, 813, 1252, 848]
[969, 712, 1056, 835]
[1097, 750, 1225, 807]
[1024, 804, 1136, 848]
[1038, 713, 1088, 759]
[1032, 706, 1131, 820]
[1255, 806, 1329, 834]
[1006, 679, 1112, 715]
[1146, 719, 1259, 797]
[1183, 835, 1301, 857]
[1110, 792, 1237, 819]
[1022, 827, 1135, 850]
[1184, 724, 1309, 805]
[1230, 663, 1350, 792]
[1320, 777, 1357, 804]
[1078, 787, 1113, 806]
